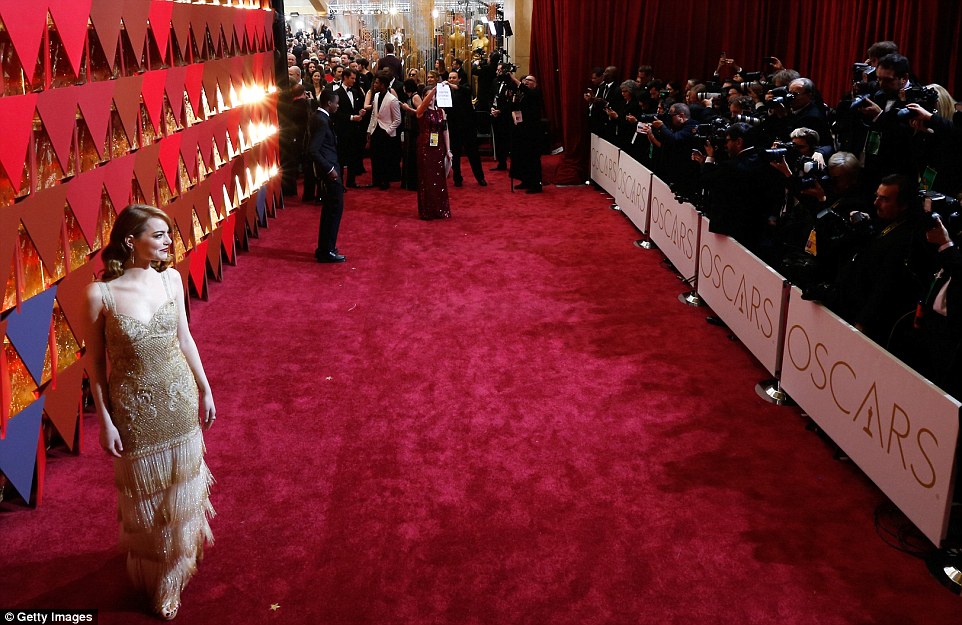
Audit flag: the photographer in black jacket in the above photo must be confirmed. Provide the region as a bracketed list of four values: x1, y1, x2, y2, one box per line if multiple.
[692, 122, 784, 262]
[508, 73, 545, 194]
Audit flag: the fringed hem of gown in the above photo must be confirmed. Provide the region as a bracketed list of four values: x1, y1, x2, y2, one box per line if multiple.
[114, 427, 214, 613]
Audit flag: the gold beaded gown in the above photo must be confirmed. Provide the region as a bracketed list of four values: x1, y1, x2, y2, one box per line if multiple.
[97, 270, 214, 613]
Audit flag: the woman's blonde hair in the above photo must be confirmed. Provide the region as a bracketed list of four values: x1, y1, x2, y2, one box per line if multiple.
[100, 204, 174, 281]
[926, 84, 958, 119]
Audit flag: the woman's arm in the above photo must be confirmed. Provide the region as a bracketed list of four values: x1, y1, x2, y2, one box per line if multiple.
[169, 271, 216, 429]
[416, 88, 435, 118]
[84, 283, 123, 457]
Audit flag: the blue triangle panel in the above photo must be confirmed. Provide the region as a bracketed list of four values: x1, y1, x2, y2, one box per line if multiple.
[0, 398, 45, 501]
[255, 186, 267, 222]
[5, 287, 57, 384]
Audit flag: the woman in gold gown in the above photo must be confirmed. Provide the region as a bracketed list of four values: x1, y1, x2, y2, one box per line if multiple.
[85, 204, 216, 620]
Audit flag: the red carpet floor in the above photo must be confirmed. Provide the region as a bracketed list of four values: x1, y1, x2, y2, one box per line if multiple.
[2, 156, 961, 624]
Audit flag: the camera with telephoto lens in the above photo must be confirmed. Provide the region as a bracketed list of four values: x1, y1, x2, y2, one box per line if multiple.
[761, 141, 798, 162]
[895, 86, 941, 120]
[796, 157, 828, 190]
[638, 113, 671, 125]
[734, 113, 764, 127]
[769, 86, 796, 107]
[697, 91, 722, 101]
[850, 90, 884, 111]
[499, 62, 517, 76]
[852, 62, 877, 84]
[695, 118, 730, 149]
[921, 191, 962, 237]
[738, 71, 763, 82]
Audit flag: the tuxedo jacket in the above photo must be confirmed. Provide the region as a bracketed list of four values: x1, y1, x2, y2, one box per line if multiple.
[334, 85, 366, 131]
[376, 54, 403, 82]
[367, 90, 402, 137]
[308, 109, 339, 176]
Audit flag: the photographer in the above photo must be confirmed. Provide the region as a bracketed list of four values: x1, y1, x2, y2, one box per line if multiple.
[609, 80, 644, 151]
[692, 122, 785, 262]
[508, 73, 545, 194]
[854, 53, 918, 188]
[912, 210, 962, 397]
[903, 92, 962, 198]
[786, 152, 872, 297]
[767, 128, 827, 252]
[585, 67, 607, 135]
[490, 62, 517, 171]
[591, 66, 621, 141]
[786, 78, 833, 155]
[830, 174, 935, 347]
[645, 102, 699, 194]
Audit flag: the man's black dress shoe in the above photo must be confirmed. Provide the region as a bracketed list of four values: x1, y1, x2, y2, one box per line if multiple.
[478, 180, 488, 186]
[316, 251, 346, 263]
[525, 185, 543, 194]
[490, 165, 507, 171]
[514, 183, 528, 190]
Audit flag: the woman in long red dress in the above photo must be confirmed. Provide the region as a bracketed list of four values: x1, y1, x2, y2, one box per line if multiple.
[415, 71, 452, 220]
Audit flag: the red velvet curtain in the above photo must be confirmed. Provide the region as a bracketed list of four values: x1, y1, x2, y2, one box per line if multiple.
[531, 0, 962, 184]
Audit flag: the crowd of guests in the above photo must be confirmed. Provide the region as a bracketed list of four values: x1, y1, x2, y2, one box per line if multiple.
[277, 27, 548, 266]
[279, 28, 546, 201]
[588, 44, 962, 397]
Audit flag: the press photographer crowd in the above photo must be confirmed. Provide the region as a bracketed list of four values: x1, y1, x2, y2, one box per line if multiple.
[587, 42, 962, 398]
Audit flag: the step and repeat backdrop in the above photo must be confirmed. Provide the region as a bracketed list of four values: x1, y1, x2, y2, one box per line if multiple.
[0, 0, 281, 506]
[590, 134, 961, 547]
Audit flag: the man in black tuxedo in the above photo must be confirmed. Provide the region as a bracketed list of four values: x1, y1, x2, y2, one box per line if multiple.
[474, 51, 499, 112]
[489, 62, 515, 171]
[376, 42, 404, 86]
[584, 67, 606, 136]
[592, 66, 620, 141]
[309, 90, 347, 263]
[445, 71, 487, 187]
[332, 68, 368, 188]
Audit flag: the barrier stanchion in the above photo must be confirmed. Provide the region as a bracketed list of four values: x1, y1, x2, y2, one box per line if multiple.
[696, 215, 791, 395]
[648, 175, 700, 304]
[755, 281, 793, 405]
[612, 149, 654, 249]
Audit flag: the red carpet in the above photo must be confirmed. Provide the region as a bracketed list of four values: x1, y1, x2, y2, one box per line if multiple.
[2, 156, 960, 624]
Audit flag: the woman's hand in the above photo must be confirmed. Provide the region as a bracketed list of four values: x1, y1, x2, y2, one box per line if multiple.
[100, 419, 124, 458]
[200, 391, 216, 431]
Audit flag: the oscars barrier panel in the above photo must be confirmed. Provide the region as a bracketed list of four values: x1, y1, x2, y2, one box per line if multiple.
[780, 287, 960, 545]
[613, 155, 652, 234]
[648, 175, 699, 281]
[697, 216, 788, 377]
[590, 134, 620, 199]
